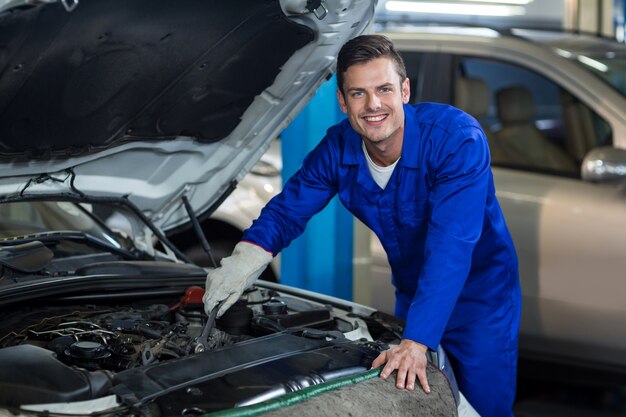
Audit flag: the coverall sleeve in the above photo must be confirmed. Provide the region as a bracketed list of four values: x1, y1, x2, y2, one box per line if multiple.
[403, 124, 491, 349]
[242, 133, 340, 255]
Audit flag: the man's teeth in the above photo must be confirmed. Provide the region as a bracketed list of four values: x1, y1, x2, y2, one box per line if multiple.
[364, 115, 385, 122]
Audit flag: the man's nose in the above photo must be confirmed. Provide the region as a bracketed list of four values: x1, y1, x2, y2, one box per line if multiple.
[366, 93, 381, 111]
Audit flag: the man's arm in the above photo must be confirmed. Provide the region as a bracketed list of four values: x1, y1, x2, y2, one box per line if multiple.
[405, 124, 491, 347]
[242, 133, 341, 254]
[375, 123, 491, 391]
[204, 131, 342, 316]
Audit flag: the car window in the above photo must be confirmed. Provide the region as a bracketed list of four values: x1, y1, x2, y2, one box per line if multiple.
[456, 57, 612, 177]
[0, 201, 123, 242]
[403, 51, 454, 104]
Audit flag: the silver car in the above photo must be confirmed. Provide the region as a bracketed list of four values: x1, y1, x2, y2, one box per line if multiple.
[368, 25, 626, 372]
[221, 26, 626, 374]
[0, 2, 478, 416]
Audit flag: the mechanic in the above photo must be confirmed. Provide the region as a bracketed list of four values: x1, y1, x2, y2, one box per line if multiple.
[203, 34, 521, 417]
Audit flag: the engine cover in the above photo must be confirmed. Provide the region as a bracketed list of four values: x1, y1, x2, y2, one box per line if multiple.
[0, 345, 112, 406]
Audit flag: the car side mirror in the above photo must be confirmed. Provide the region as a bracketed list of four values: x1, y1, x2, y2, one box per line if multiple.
[581, 146, 626, 182]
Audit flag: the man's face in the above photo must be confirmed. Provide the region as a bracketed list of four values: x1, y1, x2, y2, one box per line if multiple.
[337, 57, 410, 146]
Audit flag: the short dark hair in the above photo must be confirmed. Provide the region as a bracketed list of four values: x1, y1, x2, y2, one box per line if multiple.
[336, 34, 407, 94]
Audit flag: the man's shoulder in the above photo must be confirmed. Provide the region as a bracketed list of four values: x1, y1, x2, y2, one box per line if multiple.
[301, 117, 357, 165]
[326, 117, 352, 137]
[408, 102, 480, 133]
[322, 117, 358, 150]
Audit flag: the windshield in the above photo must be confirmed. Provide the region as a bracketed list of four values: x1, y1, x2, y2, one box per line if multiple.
[0, 200, 147, 256]
[0, 201, 115, 240]
[508, 29, 626, 98]
[556, 49, 626, 97]
[0, 198, 201, 280]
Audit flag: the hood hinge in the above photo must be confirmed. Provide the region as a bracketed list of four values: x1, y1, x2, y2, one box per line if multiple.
[305, 0, 327, 20]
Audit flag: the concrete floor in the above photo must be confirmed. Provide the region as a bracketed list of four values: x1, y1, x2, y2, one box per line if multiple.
[513, 359, 626, 417]
[515, 400, 626, 417]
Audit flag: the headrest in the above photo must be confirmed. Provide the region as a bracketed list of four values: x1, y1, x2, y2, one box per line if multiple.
[496, 86, 535, 124]
[454, 78, 489, 119]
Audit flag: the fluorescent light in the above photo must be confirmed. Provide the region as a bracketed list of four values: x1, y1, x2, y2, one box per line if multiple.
[553, 48, 573, 58]
[404, 26, 500, 37]
[385, 1, 526, 16]
[554, 48, 609, 73]
[457, 0, 532, 4]
[576, 55, 609, 72]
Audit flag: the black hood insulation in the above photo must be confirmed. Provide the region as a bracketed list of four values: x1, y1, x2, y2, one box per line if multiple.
[0, 0, 313, 159]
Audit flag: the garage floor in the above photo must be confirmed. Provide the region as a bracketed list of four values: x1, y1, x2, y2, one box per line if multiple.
[515, 400, 626, 417]
[514, 359, 626, 417]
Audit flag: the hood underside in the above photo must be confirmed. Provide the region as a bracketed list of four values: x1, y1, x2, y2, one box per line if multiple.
[0, 0, 376, 229]
[1, 0, 312, 154]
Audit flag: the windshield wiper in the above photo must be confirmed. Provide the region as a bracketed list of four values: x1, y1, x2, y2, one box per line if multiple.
[0, 241, 53, 273]
[0, 231, 142, 260]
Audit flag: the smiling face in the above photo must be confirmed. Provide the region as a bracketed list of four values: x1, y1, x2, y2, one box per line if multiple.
[337, 57, 410, 159]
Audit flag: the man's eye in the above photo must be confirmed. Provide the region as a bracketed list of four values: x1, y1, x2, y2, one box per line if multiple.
[379, 87, 392, 93]
[351, 91, 364, 98]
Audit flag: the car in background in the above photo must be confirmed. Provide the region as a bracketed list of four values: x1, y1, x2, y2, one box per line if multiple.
[0, 1, 478, 416]
[368, 24, 626, 374]
[206, 25, 626, 376]
[168, 139, 283, 282]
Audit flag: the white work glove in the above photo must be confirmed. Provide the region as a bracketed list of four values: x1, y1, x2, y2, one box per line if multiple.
[203, 241, 273, 317]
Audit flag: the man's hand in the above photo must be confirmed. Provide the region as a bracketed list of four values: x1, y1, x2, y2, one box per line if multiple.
[371, 339, 431, 393]
[203, 241, 272, 317]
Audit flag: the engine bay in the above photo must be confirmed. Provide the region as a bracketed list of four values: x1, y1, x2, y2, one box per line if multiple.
[0, 284, 396, 415]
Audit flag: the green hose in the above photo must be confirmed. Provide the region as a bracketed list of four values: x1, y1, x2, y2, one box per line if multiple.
[202, 368, 382, 417]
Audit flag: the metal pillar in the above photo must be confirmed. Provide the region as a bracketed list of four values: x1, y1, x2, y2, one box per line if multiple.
[279, 76, 354, 299]
[564, 0, 615, 37]
[616, 0, 625, 41]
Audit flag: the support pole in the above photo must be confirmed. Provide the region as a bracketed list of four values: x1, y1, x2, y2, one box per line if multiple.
[279, 76, 354, 300]
[565, 0, 615, 38]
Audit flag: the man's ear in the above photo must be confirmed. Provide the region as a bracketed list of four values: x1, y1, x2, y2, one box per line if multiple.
[336, 89, 348, 113]
[402, 77, 410, 104]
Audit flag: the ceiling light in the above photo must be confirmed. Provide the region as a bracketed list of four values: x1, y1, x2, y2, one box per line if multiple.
[385, 1, 526, 16]
[553, 48, 573, 58]
[457, 0, 532, 4]
[576, 55, 609, 72]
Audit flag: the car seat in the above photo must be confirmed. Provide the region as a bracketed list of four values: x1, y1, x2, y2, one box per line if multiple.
[494, 85, 577, 174]
[560, 89, 604, 163]
[454, 77, 508, 165]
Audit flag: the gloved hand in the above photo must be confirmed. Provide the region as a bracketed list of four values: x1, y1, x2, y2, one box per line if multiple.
[203, 241, 273, 317]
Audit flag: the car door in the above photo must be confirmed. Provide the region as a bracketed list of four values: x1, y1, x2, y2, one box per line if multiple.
[399, 49, 626, 368]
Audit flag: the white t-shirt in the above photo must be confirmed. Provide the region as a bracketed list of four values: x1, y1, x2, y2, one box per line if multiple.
[362, 141, 400, 189]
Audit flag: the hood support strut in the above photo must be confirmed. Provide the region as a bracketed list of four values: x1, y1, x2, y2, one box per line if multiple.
[181, 195, 217, 268]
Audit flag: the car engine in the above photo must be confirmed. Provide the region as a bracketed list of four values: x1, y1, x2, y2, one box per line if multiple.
[0, 285, 392, 414]
[0, 286, 355, 371]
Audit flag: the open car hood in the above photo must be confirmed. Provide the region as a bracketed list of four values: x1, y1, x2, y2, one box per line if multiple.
[0, 0, 375, 230]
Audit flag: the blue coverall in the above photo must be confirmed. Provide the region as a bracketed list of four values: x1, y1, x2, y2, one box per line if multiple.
[243, 103, 522, 417]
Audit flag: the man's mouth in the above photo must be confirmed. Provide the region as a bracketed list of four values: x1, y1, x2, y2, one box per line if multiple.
[362, 114, 387, 123]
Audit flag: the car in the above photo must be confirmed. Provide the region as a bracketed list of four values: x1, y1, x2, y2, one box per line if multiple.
[0, 198, 473, 416]
[0, 1, 478, 416]
[168, 139, 283, 282]
[364, 24, 626, 374]
[209, 24, 626, 376]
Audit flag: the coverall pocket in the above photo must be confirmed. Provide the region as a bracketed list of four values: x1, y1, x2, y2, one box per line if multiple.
[397, 199, 428, 226]
[397, 199, 428, 259]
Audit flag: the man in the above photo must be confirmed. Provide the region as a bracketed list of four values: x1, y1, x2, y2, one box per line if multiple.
[204, 34, 521, 417]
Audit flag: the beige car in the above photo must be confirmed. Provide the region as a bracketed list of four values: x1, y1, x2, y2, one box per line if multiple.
[211, 25, 626, 374]
[363, 25, 626, 373]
